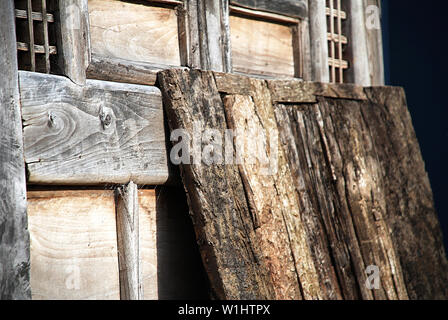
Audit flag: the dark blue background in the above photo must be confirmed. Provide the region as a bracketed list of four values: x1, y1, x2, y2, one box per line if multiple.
[382, 0, 447, 251]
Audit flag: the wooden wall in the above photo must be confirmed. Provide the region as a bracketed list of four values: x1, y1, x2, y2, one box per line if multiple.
[27, 187, 209, 300]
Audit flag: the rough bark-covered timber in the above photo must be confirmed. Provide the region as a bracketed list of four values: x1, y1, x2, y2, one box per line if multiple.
[157, 69, 448, 300]
[0, 0, 31, 300]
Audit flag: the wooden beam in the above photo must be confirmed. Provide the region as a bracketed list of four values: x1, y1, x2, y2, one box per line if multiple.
[230, 0, 308, 20]
[20, 72, 169, 186]
[0, 0, 31, 300]
[364, 0, 385, 85]
[55, 0, 90, 85]
[116, 182, 143, 300]
[343, 0, 371, 85]
[86, 54, 179, 86]
[308, 0, 330, 82]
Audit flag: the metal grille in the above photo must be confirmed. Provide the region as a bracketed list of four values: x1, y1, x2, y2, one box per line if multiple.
[15, 0, 57, 73]
[326, 0, 348, 83]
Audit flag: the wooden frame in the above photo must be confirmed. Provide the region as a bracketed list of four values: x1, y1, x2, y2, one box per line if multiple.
[86, 0, 197, 85]
[228, 1, 311, 80]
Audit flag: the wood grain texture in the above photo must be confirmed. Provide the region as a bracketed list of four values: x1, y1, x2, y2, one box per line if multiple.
[230, 0, 308, 19]
[230, 14, 295, 78]
[27, 190, 120, 300]
[116, 182, 142, 300]
[0, 0, 31, 300]
[86, 54, 164, 86]
[88, 0, 181, 66]
[223, 81, 322, 299]
[158, 69, 276, 299]
[138, 189, 158, 300]
[308, 0, 330, 82]
[20, 72, 169, 185]
[214, 72, 366, 102]
[55, 0, 90, 85]
[364, 0, 385, 85]
[342, 0, 370, 85]
[157, 69, 448, 300]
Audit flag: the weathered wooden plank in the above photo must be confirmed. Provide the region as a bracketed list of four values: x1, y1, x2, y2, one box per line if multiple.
[308, 0, 330, 82]
[88, 0, 181, 67]
[229, 14, 295, 78]
[266, 79, 317, 103]
[86, 54, 175, 86]
[230, 0, 308, 19]
[158, 69, 275, 299]
[364, 0, 385, 85]
[342, 0, 371, 85]
[362, 87, 448, 299]
[157, 69, 448, 300]
[0, 0, 31, 300]
[267, 80, 367, 102]
[138, 189, 158, 300]
[27, 190, 120, 300]
[20, 72, 169, 185]
[116, 182, 142, 300]
[223, 80, 322, 299]
[214, 73, 367, 101]
[55, 0, 90, 85]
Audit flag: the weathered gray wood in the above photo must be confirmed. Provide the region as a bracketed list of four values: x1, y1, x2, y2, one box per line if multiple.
[197, 0, 231, 72]
[342, 0, 371, 85]
[55, 0, 90, 85]
[364, 0, 385, 85]
[86, 54, 182, 86]
[230, 0, 308, 19]
[116, 181, 143, 300]
[0, 0, 31, 300]
[308, 0, 330, 82]
[184, 0, 201, 68]
[20, 72, 169, 185]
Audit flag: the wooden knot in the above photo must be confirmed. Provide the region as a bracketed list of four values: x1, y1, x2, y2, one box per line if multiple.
[99, 106, 114, 130]
[48, 111, 57, 128]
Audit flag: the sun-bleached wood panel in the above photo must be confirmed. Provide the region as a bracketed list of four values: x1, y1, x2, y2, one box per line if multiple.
[88, 0, 181, 66]
[138, 189, 158, 300]
[230, 15, 295, 77]
[20, 71, 169, 186]
[27, 190, 119, 300]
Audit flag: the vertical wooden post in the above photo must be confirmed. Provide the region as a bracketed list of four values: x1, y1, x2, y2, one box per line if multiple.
[116, 181, 143, 300]
[364, 0, 385, 85]
[0, 0, 31, 300]
[308, 0, 330, 82]
[56, 0, 90, 85]
[344, 0, 371, 86]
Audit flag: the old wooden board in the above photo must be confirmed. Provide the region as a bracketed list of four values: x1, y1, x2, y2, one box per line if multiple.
[27, 190, 120, 300]
[0, 0, 31, 300]
[88, 0, 181, 67]
[230, 0, 308, 19]
[158, 69, 276, 299]
[19, 71, 169, 185]
[229, 14, 295, 78]
[157, 69, 448, 300]
[138, 189, 158, 300]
